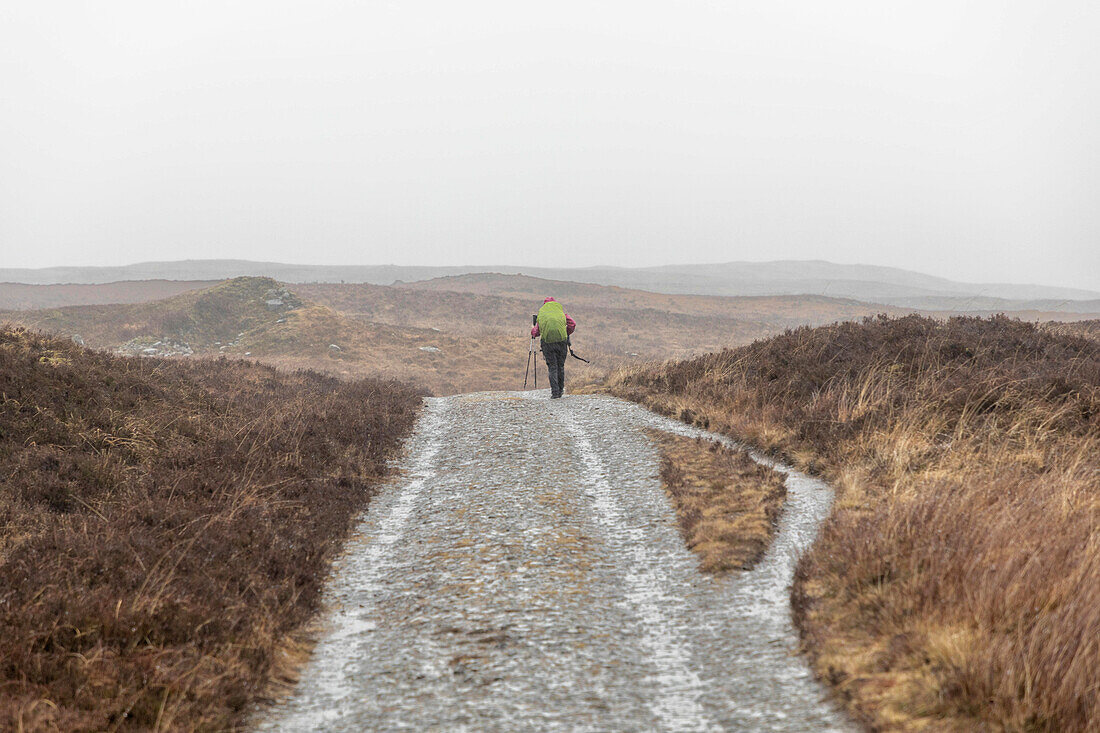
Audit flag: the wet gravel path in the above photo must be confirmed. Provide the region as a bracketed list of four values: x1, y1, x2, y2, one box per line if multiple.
[259, 392, 853, 732]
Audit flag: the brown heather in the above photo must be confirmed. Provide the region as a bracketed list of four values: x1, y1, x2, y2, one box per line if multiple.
[608, 315, 1100, 731]
[0, 327, 422, 731]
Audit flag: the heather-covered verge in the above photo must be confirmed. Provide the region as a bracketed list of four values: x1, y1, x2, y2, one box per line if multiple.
[0, 327, 422, 731]
[609, 315, 1100, 731]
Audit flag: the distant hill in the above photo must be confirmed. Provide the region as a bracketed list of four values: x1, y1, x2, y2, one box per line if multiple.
[376, 273, 914, 327]
[395, 273, 1100, 324]
[4, 274, 914, 395]
[0, 279, 215, 310]
[3, 259, 1097, 312]
[5, 274, 1096, 396]
[0, 260, 467, 286]
[889, 294, 1100, 314]
[0, 277, 610, 395]
[295, 280, 884, 364]
[1, 277, 303, 354]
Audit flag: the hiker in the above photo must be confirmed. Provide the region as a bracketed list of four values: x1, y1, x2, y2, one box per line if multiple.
[531, 297, 576, 399]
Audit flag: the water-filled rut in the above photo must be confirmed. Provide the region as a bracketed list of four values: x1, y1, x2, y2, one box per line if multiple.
[258, 392, 853, 731]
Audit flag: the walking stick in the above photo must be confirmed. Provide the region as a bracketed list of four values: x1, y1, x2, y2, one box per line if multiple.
[522, 314, 538, 389]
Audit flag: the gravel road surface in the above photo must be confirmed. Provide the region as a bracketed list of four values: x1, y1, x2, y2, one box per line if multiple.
[258, 392, 853, 732]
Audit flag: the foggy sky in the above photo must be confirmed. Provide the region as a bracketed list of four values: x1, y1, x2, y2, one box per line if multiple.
[2, 1, 1098, 290]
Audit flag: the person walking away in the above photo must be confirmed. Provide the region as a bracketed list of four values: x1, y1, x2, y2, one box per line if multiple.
[531, 297, 576, 398]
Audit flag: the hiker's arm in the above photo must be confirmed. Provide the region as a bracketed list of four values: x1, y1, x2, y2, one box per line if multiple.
[566, 315, 576, 335]
[531, 323, 540, 338]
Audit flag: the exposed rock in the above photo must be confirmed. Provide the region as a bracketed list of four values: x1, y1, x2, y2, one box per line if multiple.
[116, 336, 194, 358]
[262, 286, 302, 312]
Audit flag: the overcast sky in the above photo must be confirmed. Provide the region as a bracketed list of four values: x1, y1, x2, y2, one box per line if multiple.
[2, 1, 1098, 289]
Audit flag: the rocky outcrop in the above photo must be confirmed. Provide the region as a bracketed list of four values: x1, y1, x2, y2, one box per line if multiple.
[116, 337, 194, 357]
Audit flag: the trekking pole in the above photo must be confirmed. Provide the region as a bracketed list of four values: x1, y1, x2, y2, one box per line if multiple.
[566, 335, 590, 364]
[523, 314, 538, 389]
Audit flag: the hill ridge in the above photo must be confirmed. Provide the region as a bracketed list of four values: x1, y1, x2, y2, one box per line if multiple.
[2, 259, 1096, 307]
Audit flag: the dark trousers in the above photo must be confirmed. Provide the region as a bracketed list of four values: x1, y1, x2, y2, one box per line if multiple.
[541, 341, 568, 397]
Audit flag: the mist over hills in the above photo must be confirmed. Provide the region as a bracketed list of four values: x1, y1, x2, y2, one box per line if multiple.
[2, 259, 1097, 313]
[0, 279, 217, 310]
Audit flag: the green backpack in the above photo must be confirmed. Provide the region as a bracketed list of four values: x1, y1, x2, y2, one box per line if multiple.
[537, 301, 568, 343]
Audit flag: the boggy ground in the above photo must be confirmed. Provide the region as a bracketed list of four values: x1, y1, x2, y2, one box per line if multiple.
[0, 327, 421, 731]
[608, 314, 1100, 731]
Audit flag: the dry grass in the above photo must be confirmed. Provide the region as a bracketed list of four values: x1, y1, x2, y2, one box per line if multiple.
[649, 431, 786, 573]
[231, 302, 615, 396]
[608, 314, 1100, 732]
[297, 281, 783, 361]
[0, 327, 422, 731]
[297, 275, 929, 362]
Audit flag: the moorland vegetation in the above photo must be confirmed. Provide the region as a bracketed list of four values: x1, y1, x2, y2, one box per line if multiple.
[609, 314, 1100, 731]
[0, 327, 421, 731]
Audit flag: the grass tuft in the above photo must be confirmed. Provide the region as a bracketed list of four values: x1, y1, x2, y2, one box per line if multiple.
[649, 431, 786, 573]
